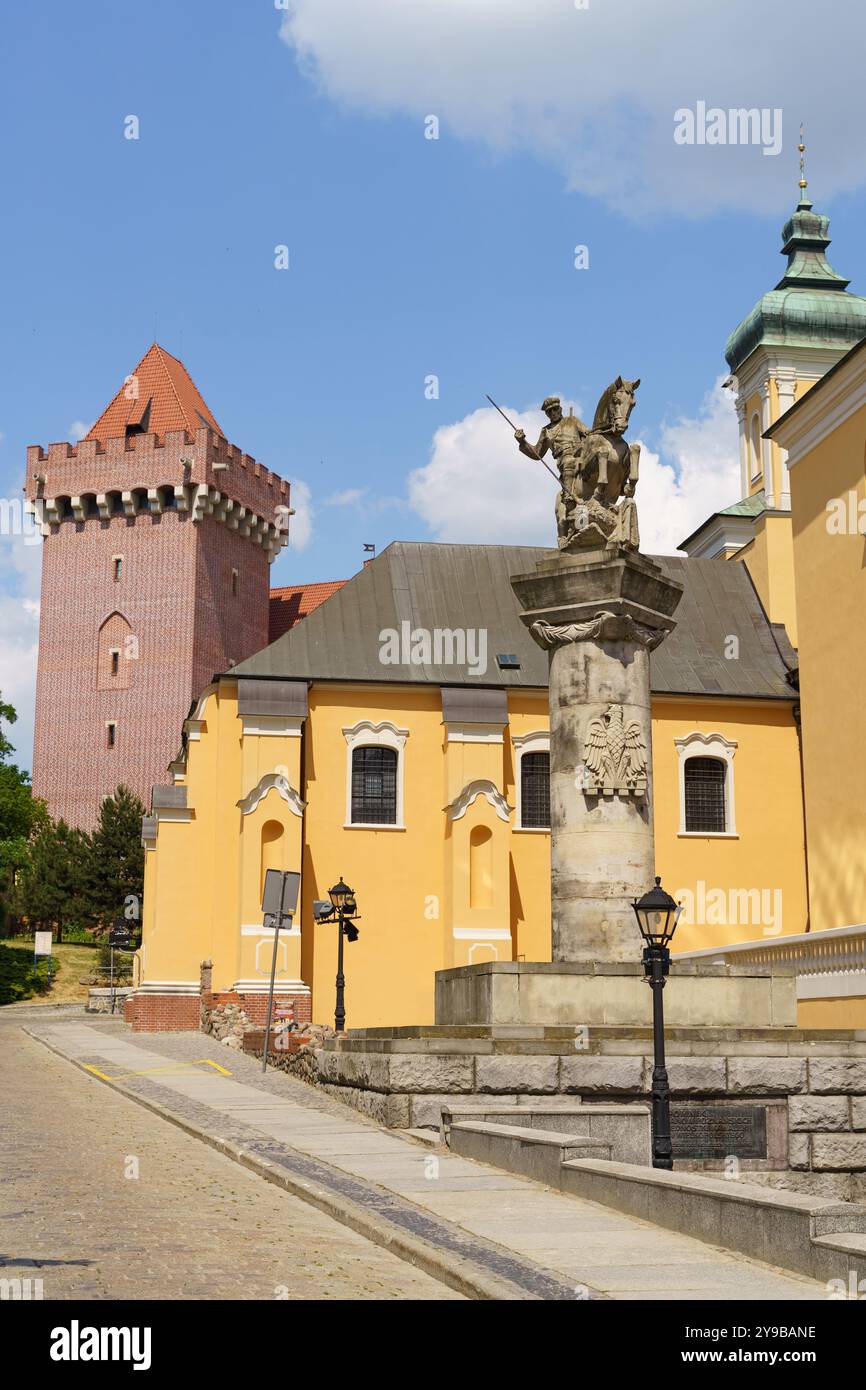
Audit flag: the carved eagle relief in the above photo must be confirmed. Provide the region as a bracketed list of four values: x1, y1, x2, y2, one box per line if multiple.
[582, 704, 647, 797]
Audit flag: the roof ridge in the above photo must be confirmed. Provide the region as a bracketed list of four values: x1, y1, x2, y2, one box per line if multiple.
[152, 343, 192, 433]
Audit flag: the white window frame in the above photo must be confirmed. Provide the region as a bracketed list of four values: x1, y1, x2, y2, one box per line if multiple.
[342, 720, 408, 830]
[675, 732, 738, 838]
[512, 730, 550, 833]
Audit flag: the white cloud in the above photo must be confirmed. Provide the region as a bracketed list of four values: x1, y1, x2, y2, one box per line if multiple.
[408, 379, 739, 554]
[69, 420, 91, 443]
[278, 0, 864, 217]
[0, 535, 41, 771]
[325, 487, 367, 507]
[408, 400, 578, 546]
[636, 378, 740, 552]
[288, 477, 313, 551]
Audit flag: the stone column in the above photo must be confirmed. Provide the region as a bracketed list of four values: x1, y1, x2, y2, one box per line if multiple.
[511, 547, 682, 963]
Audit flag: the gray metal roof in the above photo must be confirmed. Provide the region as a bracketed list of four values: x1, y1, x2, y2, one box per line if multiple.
[234, 543, 795, 701]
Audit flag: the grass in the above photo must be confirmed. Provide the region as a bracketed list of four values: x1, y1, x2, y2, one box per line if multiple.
[0, 939, 109, 1006]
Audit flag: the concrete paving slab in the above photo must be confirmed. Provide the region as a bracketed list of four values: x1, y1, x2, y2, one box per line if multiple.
[27, 1021, 829, 1303]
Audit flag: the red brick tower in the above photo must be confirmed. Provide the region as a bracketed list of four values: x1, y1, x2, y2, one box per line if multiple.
[25, 344, 290, 828]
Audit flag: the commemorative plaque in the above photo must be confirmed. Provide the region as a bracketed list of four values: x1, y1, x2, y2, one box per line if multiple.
[670, 1103, 768, 1160]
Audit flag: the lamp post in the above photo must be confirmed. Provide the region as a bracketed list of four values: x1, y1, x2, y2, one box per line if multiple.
[313, 878, 360, 1033]
[632, 876, 682, 1170]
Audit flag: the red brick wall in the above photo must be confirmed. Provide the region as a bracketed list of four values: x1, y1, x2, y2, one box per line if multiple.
[27, 430, 286, 828]
[130, 989, 312, 1033]
[126, 993, 200, 1032]
[32, 508, 200, 827]
[191, 515, 270, 698]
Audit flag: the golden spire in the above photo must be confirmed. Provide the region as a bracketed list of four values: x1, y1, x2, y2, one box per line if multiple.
[798, 123, 807, 194]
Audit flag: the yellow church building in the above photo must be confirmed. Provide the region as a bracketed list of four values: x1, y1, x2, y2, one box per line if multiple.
[133, 175, 866, 1034]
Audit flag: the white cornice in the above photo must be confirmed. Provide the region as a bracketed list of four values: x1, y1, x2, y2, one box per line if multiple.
[679, 513, 757, 559]
[769, 343, 866, 467]
[240, 714, 304, 738]
[444, 722, 504, 745]
[735, 344, 845, 404]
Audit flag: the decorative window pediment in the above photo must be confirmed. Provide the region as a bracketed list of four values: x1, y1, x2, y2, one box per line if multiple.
[446, 778, 513, 824]
[237, 771, 306, 818]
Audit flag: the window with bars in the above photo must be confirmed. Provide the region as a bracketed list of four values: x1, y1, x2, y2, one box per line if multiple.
[521, 750, 550, 829]
[351, 746, 398, 824]
[684, 756, 727, 833]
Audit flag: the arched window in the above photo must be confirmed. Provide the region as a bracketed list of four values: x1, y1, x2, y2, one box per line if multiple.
[683, 757, 727, 833]
[97, 612, 133, 690]
[520, 751, 550, 829]
[343, 720, 408, 829]
[749, 413, 762, 481]
[676, 733, 737, 836]
[513, 731, 550, 831]
[351, 746, 397, 825]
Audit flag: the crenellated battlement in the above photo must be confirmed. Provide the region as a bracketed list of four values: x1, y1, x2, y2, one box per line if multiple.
[25, 426, 291, 555]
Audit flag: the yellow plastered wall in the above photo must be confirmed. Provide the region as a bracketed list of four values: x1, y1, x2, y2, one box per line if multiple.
[798, 997, 866, 1029]
[141, 683, 808, 1026]
[653, 699, 807, 953]
[790, 399, 866, 933]
[735, 513, 798, 645]
[301, 686, 446, 1027]
[140, 681, 304, 995]
[507, 694, 553, 964]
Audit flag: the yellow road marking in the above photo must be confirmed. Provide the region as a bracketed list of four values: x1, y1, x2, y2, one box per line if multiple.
[82, 1058, 233, 1081]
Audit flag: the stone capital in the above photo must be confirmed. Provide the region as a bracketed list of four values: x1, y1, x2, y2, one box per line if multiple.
[530, 610, 667, 653]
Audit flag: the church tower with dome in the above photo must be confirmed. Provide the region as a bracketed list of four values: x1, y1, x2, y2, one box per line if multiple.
[681, 135, 866, 643]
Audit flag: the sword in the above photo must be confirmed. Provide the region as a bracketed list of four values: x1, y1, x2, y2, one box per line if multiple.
[485, 394, 573, 492]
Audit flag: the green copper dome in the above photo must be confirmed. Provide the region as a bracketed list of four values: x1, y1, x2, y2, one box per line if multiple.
[725, 194, 866, 373]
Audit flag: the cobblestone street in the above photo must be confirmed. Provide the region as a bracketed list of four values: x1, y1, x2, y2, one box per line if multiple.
[0, 1013, 462, 1300]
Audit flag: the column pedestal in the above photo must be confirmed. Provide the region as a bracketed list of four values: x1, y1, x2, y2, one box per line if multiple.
[511, 545, 683, 963]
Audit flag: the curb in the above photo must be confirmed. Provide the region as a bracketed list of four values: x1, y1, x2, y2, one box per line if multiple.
[26, 1028, 595, 1302]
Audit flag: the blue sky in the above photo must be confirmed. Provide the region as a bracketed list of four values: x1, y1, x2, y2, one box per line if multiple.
[2, 0, 866, 767]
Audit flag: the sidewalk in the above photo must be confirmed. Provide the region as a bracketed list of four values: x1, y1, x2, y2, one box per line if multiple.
[28, 1019, 828, 1301]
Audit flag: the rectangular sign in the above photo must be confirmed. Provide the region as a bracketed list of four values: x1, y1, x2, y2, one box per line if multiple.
[33, 931, 53, 957]
[671, 1103, 768, 1160]
[261, 869, 301, 919]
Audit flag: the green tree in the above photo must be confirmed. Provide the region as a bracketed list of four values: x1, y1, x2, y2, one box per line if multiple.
[0, 695, 48, 933]
[11, 818, 93, 939]
[86, 785, 145, 933]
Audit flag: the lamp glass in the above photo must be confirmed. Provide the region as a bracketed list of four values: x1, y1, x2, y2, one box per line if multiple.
[329, 878, 352, 910]
[632, 877, 679, 948]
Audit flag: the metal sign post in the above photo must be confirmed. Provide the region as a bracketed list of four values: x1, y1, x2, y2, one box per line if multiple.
[260, 870, 301, 1073]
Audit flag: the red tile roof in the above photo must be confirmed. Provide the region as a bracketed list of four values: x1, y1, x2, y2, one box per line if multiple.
[86, 343, 223, 443]
[269, 581, 348, 643]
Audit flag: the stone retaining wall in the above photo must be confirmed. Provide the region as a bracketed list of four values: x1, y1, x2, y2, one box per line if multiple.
[307, 1027, 866, 1199]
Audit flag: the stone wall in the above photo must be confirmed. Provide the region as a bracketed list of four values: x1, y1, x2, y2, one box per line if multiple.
[307, 1026, 866, 1199]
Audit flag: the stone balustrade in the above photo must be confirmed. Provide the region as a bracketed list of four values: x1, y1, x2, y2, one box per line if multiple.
[675, 924, 866, 1000]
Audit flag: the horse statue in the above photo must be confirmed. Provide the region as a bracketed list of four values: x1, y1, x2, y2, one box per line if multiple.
[558, 376, 641, 552]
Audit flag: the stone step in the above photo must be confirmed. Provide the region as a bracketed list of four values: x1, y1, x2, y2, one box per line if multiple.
[441, 1103, 650, 1165]
[449, 1120, 611, 1187]
[447, 1119, 866, 1282]
[561, 1158, 866, 1283]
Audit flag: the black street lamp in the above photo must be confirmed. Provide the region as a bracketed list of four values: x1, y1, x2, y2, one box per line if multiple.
[632, 876, 682, 1171]
[313, 878, 360, 1033]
